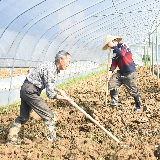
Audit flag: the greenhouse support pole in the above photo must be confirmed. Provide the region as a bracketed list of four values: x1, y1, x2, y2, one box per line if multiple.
[149, 34, 151, 73]
[105, 48, 111, 107]
[156, 17, 159, 79]
[152, 32, 154, 75]
[8, 67, 14, 107]
[147, 40, 148, 69]
[144, 45, 146, 67]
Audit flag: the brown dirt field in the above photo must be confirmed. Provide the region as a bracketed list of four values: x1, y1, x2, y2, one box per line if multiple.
[0, 68, 34, 79]
[0, 66, 160, 160]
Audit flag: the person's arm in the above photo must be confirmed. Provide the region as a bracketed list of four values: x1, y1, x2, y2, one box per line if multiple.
[106, 59, 117, 80]
[112, 45, 127, 57]
[55, 87, 68, 97]
[55, 87, 74, 105]
[108, 41, 127, 57]
[106, 70, 112, 81]
[109, 58, 117, 72]
[55, 94, 74, 106]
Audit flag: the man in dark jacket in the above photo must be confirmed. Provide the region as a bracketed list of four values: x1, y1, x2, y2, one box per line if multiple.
[7, 50, 74, 143]
[103, 35, 141, 112]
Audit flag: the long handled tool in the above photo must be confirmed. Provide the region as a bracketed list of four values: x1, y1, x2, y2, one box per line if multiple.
[71, 101, 120, 143]
[105, 48, 111, 107]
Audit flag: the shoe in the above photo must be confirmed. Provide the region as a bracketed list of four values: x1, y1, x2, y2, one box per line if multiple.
[44, 119, 56, 142]
[108, 89, 118, 106]
[135, 106, 142, 112]
[134, 95, 142, 112]
[7, 120, 21, 143]
[107, 100, 118, 106]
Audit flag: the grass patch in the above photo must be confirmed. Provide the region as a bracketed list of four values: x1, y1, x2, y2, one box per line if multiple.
[0, 101, 21, 114]
[40, 92, 47, 99]
[56, 68, 106, 90]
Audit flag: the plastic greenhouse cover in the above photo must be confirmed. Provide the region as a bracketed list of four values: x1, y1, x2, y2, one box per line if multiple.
[0, 0, 160, 68]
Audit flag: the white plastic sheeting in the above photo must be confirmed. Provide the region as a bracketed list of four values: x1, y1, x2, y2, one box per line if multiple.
[0, 0, 160, 68]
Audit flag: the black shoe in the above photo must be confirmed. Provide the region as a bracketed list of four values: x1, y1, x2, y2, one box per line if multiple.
[134, 95, 142, 112]
[135, 106, 142, 112]
[107, 100, 118, 106]
[108, 89, 118, 106]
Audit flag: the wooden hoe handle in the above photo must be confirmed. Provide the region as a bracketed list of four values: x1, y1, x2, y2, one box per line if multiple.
[71, 101, 120, 143]
[105, 48, 111, 106]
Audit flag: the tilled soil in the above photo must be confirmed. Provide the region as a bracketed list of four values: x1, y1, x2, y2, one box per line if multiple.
[0, 68, 33, 79]
[0, 66, 160, 160]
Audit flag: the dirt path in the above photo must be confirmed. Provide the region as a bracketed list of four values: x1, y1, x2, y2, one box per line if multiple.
[0, 66, 160, 159]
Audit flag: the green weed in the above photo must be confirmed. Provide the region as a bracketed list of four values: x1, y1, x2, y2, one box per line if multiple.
[0, 101, 20, 114]
[56, 68, 106, 90]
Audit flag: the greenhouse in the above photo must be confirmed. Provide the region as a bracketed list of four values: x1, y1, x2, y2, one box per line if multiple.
[0, 0, 160, 159]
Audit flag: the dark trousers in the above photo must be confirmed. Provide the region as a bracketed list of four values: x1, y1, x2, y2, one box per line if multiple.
[108, 71, 139, 98]
[15, 81, 54, 124]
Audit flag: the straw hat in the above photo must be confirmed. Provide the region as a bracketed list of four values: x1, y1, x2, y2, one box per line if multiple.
[102, 35, 122, 50]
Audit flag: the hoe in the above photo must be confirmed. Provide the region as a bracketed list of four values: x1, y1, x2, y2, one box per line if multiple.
[69, 99, 121, 143]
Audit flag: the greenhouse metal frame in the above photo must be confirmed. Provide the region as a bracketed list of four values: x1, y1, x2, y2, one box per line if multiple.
[0, 0, 160, 106]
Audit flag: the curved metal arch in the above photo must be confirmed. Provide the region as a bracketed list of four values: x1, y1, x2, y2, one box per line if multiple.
[74, 0, 159, 50]
[123, 10, 160, 42]
[66, 23, 121, 60]
[112, 0, 160, 43]
[7, 0, 77, 57]
[83, 39, 104, 60]
[42, 1, 116, 61]
[53, 2, 155, 59]
[53, 16, 123, 61]
[77, 40, 104, 62]
[29, 0, 106, 64]
[48, 0, 156, 61]
[0, 0, 46, 38]
[111, 0, 145, 40]
[60, 1, 148, 52]
[5, 0, 76, 57]
[54, 13, 121, 55]
[73, 37, 105, 62]
[62, 17, 120, 51]
[53, 2, 129, 53]
[54, 16, 106, 55]
[8, 0, 78, 106]
[65, 18, 122, 50]
[71, 27, 120, 58]
[69, 35, 105, 63]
